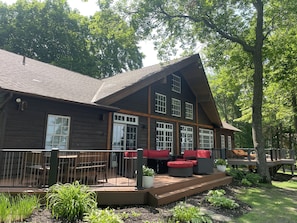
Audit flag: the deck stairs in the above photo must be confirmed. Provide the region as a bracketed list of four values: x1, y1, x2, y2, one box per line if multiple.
[147, 172, 232, 207]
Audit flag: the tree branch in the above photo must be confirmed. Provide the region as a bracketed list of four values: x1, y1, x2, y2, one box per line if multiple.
[157, 5, 255, 54]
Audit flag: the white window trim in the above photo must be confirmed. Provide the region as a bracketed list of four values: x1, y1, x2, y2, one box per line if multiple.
[227, 136, 232, 149]
[199, 128, 214, 149]
[155, 93, 167, 114]
[180, 125, 194, 153]
[156, 122, 173, 153]
[113, 113, 138, 125]
[221, 135, 225, 149]
[172, 74, 181, 93]
[171, 98, 181, 117]
[45, 114, 70, 150]
[185, 102, 193, 120]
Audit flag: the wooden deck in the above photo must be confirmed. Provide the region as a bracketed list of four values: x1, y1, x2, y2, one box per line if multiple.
[227, 158, 295, 175]
[0, 170, 232, 207]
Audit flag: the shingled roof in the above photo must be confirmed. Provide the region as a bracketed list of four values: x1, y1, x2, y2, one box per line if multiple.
[0, 49, 222, 127]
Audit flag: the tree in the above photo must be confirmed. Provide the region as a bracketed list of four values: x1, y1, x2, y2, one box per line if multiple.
[0, 0, 143, 78]
[116, 0, 297, 182]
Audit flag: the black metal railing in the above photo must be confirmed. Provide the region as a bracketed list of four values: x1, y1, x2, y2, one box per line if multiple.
[0, 149, 147, 189]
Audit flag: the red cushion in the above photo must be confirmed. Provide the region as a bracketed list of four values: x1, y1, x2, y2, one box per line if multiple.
[167, 161, 193, 168]
[197, 150, 211, 158]
[143, 149, 149, 157]
[187, 160, 197, 166]
[124, 151, 137, 157]
[183, 150, 197, 159]
[148, 150, 169, 158]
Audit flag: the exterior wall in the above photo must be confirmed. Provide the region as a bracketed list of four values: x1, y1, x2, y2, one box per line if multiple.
[112, 72, 217, 155]
[2, 93, 110, 150]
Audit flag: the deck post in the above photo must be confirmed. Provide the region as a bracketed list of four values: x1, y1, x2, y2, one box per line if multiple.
[136, 148, 144, 190]
[48, 148, 59, 187]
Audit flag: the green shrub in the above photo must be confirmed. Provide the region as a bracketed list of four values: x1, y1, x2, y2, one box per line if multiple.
[227, 168, 261, 186]
[46, 181, 97, 222]
[0, 193, 39, 222]
[245, 172, 261, 186]
[241, 178, 252, 186]
[84, 208, 123, 223]
[206, 189, 239, 209]
[170, 202, 212, 223]
[227, 168, 245, 180]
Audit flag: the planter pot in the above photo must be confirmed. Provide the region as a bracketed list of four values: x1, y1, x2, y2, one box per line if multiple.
[142, 176, 154, 188]
[217, 165, 226, 172]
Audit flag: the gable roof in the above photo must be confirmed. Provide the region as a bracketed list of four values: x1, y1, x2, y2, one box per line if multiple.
[94, 54, 222, 127]
[0, 50, 221, 127]
[222, 121, 241, 132]
[0, 49, 115, 110]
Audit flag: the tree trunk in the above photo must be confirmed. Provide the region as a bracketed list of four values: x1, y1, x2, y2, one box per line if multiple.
[291, 92, 297, 134]
[252, 0, 271, 183]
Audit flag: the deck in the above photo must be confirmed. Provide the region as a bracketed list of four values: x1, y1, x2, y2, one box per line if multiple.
[227, 158, 295, 175]
[0, 170, 232, 207]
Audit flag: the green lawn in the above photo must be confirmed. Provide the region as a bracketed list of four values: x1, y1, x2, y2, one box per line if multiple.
[231, 175, 297, 223]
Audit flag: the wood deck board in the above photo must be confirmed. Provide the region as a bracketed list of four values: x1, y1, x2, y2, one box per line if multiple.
[0, 171, 231, 206]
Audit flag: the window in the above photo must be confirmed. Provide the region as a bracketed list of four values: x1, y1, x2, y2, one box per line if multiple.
[220, 135, 225, 149]
[171, 98, 181, 117]
[155, 93, 166, 114]
[112, 113, 138, 150]
[45, 114, 70, 150]
[199, 128, 214, 149]
[185, 102, 193, 120]
[114, 113, 138, 125]
[156, 122, 173, 153]
[227, 136, 232, 149]
[172, 74, 181, 93]
[180, 125, 193, 153]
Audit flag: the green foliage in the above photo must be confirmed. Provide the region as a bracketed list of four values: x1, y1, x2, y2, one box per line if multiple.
[0, 193, 39, 222]
[84, 208, 123, 223]
[170, 202, 213, 223]
[227, 168, 246, 181]
[143, 165, 155, 176]
[206, 189, 239, 209]
[0, 0, 143, 78]
[215, 159, 227, 166]
[227, 169, 261, 186]
[46, 181, 97, 222]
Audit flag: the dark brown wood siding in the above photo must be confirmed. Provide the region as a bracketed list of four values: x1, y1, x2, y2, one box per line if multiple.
[151, 73, 197, 122]
[2, 94, 109, 150]
[112, 88, 148, 113]
[197, 105, 212, 125]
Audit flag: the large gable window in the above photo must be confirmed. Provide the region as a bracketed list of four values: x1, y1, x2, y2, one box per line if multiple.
[199, 128, 214, 149]
[180, 125, 193, 153]
[185, 102, 193, 120]
[45, 114, 70, 150]
[156, 122, 173, 153]
[172, 74, 181, 93]
[171, 98, 181, 117]
[155, 93, 166, 114]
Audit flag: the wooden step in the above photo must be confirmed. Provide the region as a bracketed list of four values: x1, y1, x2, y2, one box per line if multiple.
[150, 171, 226, 195]
[148, 175, 232, 206]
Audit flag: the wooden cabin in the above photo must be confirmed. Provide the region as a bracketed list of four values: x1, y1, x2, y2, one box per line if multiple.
[0, 49, 238, 156]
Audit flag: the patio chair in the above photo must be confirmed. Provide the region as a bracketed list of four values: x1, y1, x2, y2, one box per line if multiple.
[23, 151, 50, 187]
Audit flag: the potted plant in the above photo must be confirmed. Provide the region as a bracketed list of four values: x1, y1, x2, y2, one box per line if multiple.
[142, 165, 155, 188]
[215, 159, 227, 172]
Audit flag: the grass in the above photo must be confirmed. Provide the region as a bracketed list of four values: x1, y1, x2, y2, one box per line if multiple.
[232, 174, 297, 223]
[0, 193, 39, 222]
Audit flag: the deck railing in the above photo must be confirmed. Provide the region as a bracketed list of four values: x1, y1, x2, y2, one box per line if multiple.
[224, 147, 295, 161]
[0, 149, 146, 189]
